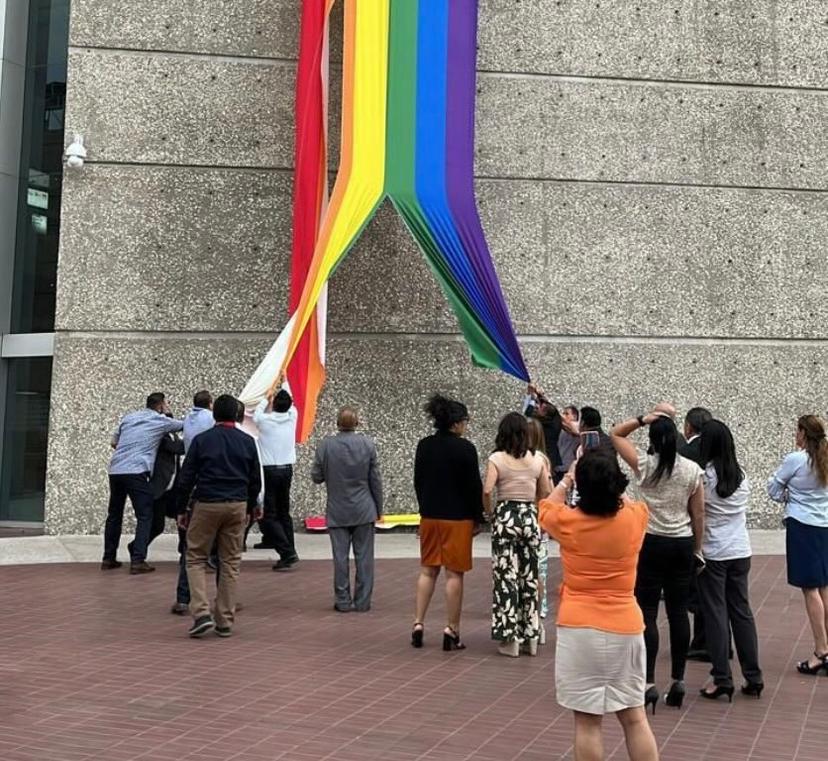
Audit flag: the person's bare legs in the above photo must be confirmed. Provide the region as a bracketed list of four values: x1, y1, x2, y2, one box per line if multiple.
[573, 712, 603, 761]
[802, 587, 828, 667]
[415, 565, 440, 625]
[616, 707, 659, 761]
[445, 569, 464, 633]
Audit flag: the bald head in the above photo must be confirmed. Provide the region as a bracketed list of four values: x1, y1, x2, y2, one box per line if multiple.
[337, 406, 359, 432]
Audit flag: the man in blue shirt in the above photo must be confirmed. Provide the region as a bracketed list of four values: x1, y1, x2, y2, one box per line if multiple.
[103, 392, 184, 573]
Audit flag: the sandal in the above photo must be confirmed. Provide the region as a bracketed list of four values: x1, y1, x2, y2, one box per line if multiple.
[442, 626, 466, 651]
[411, 622, 424, 649]
[796, 651, 828, 675]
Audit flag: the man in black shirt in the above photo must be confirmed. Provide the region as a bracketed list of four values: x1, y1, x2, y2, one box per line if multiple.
[177, 394, 262, 638]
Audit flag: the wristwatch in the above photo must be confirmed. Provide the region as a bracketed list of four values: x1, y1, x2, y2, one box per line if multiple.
[636, 415, 646, 427]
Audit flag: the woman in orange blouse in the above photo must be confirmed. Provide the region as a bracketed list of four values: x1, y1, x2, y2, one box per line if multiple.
[539, 451, 659, 761]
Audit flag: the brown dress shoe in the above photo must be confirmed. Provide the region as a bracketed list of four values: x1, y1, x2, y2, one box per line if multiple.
[100, 560, 123, 570]
[130, 562, 155, 575]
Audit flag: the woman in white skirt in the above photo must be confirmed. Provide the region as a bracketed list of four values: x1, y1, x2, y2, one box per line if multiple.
[540, 451, 659, 761]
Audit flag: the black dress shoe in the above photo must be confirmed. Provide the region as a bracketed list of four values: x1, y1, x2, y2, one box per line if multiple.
[273, 556, 299, 571]
[130, 562, 156, 575]
[170, 602, 189, 615]
[253, 542, 275, 550]
[100, 560, 123, 570]
[334, 603, 354, 612]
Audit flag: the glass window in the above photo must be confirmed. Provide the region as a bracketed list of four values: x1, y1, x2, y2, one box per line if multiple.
[10, 0, 70, 333]
[0, 357, 53, 522]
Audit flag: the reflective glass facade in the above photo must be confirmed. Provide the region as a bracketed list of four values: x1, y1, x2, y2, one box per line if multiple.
[0, 0, 69, 525]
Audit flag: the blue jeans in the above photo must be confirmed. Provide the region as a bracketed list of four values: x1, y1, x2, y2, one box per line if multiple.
[104, 473, 154, 563]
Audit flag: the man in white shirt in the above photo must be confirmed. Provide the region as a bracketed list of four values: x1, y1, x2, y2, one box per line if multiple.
[253, 387, 299, 570]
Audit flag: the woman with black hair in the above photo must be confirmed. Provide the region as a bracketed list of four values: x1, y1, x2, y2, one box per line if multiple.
[768, 415, 828, 675]
[697, 420, 763, 700]
[611, 407, 704, 711]
[412, 394, 483, 651]
[483, 412, 551, 657]
[539, 452, 659, 761]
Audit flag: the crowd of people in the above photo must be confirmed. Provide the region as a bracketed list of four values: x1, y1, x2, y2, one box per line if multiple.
[101, 383, 828, 761]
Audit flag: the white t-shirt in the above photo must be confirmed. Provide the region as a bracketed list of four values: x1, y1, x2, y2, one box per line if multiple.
[253, 399, 297, 466]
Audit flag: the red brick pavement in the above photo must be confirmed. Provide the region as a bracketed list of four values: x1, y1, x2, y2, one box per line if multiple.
[1, 554, 826, 761]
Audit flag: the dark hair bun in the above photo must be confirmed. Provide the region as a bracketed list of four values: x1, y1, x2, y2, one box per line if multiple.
[424, 394, 468, 432]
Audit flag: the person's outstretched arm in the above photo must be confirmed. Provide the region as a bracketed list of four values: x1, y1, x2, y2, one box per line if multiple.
[609, 414, 658, 477]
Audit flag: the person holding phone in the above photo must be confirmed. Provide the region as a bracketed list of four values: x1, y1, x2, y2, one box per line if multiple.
[611, 406, 705, 712]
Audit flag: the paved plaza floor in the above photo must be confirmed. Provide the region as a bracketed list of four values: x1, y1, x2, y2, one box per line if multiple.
[1, 553, 826, 761]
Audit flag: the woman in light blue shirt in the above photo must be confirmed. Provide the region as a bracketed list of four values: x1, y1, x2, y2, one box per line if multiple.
[767, 415, 828, 676]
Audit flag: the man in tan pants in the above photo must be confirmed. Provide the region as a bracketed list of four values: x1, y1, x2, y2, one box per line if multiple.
[177, 394, 263, 638]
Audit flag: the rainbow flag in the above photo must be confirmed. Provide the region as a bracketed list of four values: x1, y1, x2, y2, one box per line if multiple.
[241, 0, 528, 438]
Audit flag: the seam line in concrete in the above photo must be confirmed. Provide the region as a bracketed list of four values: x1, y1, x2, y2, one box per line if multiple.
[69, 44, 295, 66]
[81, 161, 827, 196]
[67, 45, 823, 94]
[475, 175, 828, 195]
[57, 330, 828, 348]
[478, 68, 828, 95]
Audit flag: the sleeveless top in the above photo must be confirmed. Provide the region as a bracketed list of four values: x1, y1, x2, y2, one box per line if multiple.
[488, 451, 546, 503]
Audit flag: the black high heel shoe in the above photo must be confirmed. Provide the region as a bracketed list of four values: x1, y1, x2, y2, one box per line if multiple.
[699, 684, 734, 702]
[411, 623, 424, 649]
[664, 680, 685, 708]
[741, 682, 764, 699]
[644, 685, 659, 715]
[442, 626, 466, 651]
[796, 651, 828, 675]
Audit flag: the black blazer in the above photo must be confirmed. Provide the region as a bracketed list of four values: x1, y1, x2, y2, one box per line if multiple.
[414, 431, 483, 522]
[151, 434, 184, 500]
[678, 436, 705, 468]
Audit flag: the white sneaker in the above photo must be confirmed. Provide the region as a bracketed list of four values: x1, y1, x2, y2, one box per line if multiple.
[539, 625, 546, 645]
[498, 639, 520, 657]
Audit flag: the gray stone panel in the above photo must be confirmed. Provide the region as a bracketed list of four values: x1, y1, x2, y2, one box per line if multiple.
[45, 333, 825, 533]
[65, 49, 297, 167]
[56, 170, 828, 339]
[68, 1, 827, 90]
[476, 76, 827, 189]
[69, 0, 303, 59]
[330, 183, 828, 339]
[56, 165, 293, 332]
[479, 0, 828, 89]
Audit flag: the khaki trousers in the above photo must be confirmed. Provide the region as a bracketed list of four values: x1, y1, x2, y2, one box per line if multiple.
[186, 501, 247, 627]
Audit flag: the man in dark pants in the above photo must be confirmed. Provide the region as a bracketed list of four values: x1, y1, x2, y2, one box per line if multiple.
[148, 430, 184, 549]
[679, 406, 715, 661]
[253, 386, 299, 570]
[311, 407, 383, 612]
[177, 394, 262, 638]
[103, 392, 183, 574]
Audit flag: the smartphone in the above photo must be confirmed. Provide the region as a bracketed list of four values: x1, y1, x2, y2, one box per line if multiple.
[581, 431, 600, 451]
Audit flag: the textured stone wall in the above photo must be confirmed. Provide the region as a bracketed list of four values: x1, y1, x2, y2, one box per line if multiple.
[46, 1, 828, 533]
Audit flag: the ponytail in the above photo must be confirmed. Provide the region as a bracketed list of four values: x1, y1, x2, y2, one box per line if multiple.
[798, 415, 828, 487]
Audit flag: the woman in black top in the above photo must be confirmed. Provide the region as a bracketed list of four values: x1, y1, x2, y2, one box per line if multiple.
[412, 394, 483, 651]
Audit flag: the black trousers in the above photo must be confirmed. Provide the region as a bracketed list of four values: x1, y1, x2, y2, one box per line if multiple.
[104, 473, 154, 563]
[635, 533, 694, 682]
[260, 465, 296, 559]
[697, 556, 763, 687]
[147, 491, 173, 549]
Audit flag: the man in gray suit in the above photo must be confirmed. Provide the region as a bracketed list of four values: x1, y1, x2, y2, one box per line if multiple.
[311, 406, 383, 612]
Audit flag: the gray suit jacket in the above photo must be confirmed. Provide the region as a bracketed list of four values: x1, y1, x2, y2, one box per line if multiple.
[311, 432, 383, 527]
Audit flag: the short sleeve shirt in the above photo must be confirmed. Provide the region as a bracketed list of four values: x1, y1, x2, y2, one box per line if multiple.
[636, 452, 703, 538]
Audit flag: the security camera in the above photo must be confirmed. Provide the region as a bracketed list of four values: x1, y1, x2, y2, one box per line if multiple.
[65, 134, 87, 169]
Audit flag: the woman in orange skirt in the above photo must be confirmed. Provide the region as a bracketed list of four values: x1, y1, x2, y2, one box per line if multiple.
[411, 394, 483, 650]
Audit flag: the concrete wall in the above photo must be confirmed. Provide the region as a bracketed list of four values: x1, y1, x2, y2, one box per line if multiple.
[46, 1, 828, 533]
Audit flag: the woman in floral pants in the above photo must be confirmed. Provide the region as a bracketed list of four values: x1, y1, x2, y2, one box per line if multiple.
[484, 413, 551, 657]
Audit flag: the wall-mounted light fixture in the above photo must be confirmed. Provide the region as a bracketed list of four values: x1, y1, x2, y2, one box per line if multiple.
[65, 134, 87, 169]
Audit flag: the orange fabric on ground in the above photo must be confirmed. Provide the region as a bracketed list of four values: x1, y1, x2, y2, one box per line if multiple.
[538, 498, 649, 635]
